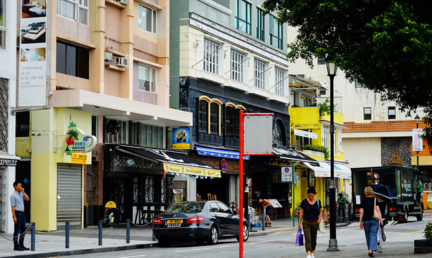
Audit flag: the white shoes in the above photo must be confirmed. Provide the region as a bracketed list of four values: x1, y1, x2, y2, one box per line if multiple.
[306, 254, 315, 258]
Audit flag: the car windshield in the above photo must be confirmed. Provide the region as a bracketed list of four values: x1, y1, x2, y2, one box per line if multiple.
[164, 202, 203, 214]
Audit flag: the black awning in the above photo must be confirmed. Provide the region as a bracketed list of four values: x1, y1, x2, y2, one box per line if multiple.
[117, 146, 221, 178]
[272, 147, 317, 163]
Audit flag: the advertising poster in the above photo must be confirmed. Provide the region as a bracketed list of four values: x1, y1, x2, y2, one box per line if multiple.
[412, 128, 423, 152]
[18, 1, 47, 107]
[173, 128, 191, 150]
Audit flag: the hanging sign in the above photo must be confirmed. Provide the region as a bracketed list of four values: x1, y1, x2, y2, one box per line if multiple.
[221, 158, 227, 173]
[62, 122, 97, 153]
[412, 128, 423, 152]
[281, 166, 293, 183]
[71, 153, 87, 164]
[173, 128, 191, 150]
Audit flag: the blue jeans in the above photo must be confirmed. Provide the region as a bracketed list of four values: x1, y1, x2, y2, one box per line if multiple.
[13, 211, 26, 248]
[363, 220, 379, 251]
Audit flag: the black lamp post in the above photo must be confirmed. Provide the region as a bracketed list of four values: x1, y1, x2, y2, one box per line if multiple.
[325, 57, 339, 251]
[415, 115, 421, 169]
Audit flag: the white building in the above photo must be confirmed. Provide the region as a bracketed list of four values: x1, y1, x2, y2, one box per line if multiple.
[0, 0, 20, 234]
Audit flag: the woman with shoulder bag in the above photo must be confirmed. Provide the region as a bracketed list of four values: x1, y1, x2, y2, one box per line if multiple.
[298, 187, 322, 258]
[359, 187, 383, 257]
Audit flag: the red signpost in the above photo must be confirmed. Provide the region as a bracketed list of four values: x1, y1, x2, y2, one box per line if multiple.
[239, 111, 274, 258]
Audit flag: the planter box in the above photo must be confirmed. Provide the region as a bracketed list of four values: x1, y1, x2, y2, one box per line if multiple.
[303, 150, 325, 158]
[414, 239, 432, 254]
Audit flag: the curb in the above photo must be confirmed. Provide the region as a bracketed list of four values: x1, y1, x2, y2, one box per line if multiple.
[250, 227, 297, 237]
[1, 242, 158, 258]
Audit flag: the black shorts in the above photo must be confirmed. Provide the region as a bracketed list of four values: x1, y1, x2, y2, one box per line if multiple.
[266, 206, 273, 216]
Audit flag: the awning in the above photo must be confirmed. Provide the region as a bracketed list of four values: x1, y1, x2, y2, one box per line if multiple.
[293, 76, 329, 91]
[117, 146, 221, 178]
[293, 129, 318, 139]
[328, 163, 352, 180]
[305, 162, 351, 179]
[0, 151, 20, 166]
[303, 162, 331, 178]
[196, 146, 250, 160]
[273, 147, 317, 163]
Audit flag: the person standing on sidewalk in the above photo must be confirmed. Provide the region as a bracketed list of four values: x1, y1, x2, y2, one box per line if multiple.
[337, 192, 346, 222]
[10, 181, 30, 251]
[259, 199, 273, 227]
[375, 194, 387, 253]
[413, 179, 423, 206]
[360, 187, 383, 257]
[298, 187, 322, 258]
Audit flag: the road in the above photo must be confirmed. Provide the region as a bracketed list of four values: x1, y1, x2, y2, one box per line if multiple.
[61, 215, 432, 258]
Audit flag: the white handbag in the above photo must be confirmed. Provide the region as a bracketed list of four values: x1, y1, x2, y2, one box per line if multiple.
[317, 199, 325, 233]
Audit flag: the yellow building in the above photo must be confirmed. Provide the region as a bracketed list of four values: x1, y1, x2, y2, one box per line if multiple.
[289, 76, 351, 212]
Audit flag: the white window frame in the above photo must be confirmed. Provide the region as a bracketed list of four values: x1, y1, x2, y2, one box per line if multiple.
[364, 107, 372, 120]
[203, 39, 220, 74]
[275, 68, 285, 96]
[57, 0, 89, 25]
[338, 127, 343, 153]
[105, 120, 128, 144]
[0, 0, 5, 49]
[230, 50, 244, 82]
[254, 59, 265, 90]
[138, 4, 157, 34]
[388, 106, 396, 120]
[322, 124, 329, 149]
[138, 64, 157, 93]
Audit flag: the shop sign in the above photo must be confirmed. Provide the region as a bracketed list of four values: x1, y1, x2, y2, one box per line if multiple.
[173, 128, 191, 150]
[221, 158, 227, 173]
[0, 159, 18, 166]
[113, 151, 162, 173]
[62, 122, 97, 153]
[281, 166, 293, 183]
[71, 153, 87, 164]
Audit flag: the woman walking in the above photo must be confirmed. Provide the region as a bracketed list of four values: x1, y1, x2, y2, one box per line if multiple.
[360, 187, 383, 257]
[298, 187, 322, 258]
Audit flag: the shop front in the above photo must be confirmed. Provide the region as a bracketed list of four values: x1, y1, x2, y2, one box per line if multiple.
[0, 152, 20, 233]
[104, 145, 221, 225]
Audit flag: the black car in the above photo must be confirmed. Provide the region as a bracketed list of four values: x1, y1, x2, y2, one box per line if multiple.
[153, 200, 249, 246]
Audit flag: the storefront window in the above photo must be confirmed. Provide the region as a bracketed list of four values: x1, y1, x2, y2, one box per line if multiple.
[309, 170, 316, 188]
[161, 178, 166, 203]
[145, 176, 154, 203]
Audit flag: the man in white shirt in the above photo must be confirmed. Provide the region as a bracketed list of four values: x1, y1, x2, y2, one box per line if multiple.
[10, 181, 30, 251]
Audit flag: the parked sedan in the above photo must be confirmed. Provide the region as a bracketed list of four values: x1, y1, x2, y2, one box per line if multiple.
[153, 200, 249, 246]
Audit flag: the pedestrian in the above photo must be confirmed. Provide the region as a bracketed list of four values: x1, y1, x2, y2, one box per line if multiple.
[374, 194, 387, 253]
[10, 181, 30, 251]
[413, 179, 423, 206]
[258, 199, 273, 227]
[338, 192, 346, 222]
[360, 186, 383, 257]
[298, 187, 322, 258]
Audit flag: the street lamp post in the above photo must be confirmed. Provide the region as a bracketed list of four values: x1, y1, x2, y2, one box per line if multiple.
[415, 115, 420, 169]
[325, 57, 340, 251]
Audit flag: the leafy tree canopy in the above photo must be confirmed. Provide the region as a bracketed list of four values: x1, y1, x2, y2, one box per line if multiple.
[262, 0, 432, 150]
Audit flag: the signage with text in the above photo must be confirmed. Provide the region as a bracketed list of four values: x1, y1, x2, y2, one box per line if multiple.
[412, 128, 423, 152]
[173, 128, 191, 150]
[62, 122, 97, 153]
[281, 166, 293, 182]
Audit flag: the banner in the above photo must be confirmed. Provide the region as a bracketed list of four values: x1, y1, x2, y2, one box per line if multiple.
[18, 2, 47, 107]
[412, 128, 423, 152]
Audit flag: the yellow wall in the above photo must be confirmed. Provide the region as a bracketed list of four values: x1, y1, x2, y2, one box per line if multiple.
[31, 108, 92, 231]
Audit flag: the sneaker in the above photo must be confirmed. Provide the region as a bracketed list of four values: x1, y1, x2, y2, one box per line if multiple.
[378, 245, 383, 253]
[306, 255, 311, 258]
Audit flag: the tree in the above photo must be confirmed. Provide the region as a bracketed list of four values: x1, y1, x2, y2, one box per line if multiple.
[263, 0, 432, 151]
[65, 129, 79, 152]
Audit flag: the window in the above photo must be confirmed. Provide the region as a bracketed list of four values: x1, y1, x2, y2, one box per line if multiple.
[57, 0, 89, 25]
[138, 4, 157, 33]
[269, 15, 283, 50]
[388, 106, 396, 120]
[57, 41, 89, 79]
[256, 8, 265, 41]
[254, 60, 265, 90]
[230, 51, 244, 82]
[216, 202, 231, 213]
[322, 125, 329, 148]
[138, 65, 156, 92]
[364, 107, 372, 120]
[16, 112, 29, 137]
[105, 119, 127, 144]
[208, 202, 219, 213]
[225, 106, 235, 137]
[355, 80, 366, 88]
[132, 124, 164, 148]
[320, 90, 326, 95]
[318, 56, 325, 65]
[210, 103, 219, 134]
[199, 100, 208, 133]
[275, 68, 285, 96]
[236, 0, 251, 35]
[92, 116, 97, 137]
[203, 40, 219, 74]
[273, 120, 286, 147]
[0, 0, 5, 49]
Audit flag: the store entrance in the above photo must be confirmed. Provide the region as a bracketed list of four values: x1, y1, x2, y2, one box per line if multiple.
[197, 176, 230, 204]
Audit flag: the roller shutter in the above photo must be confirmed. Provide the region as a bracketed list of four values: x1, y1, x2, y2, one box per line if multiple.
[57, 164, 82, 226]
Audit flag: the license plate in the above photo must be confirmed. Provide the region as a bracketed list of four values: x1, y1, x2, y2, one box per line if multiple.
[167, 223, 181, 228]
[167, 220, 183, 224]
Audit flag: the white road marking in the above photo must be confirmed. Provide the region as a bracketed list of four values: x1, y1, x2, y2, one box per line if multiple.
[120, 255, 147, 258]
[174, 248, 211, 253]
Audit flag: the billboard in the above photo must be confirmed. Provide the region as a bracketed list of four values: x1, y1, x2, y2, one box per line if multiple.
[244, 114, 273, 154]
[173, 128, 191, 150]
[18, 2, 47, 107]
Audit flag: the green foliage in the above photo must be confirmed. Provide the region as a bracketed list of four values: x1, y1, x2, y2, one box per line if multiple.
[303, 144, 330, 159]
[171, 106, 178, 109]
[262, 0, 432, 152]
[318, 98, 337, 117]
[424, 222, 432, 240]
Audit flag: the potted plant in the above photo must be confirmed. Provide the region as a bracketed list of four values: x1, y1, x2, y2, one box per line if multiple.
[414, 222, 432, 254]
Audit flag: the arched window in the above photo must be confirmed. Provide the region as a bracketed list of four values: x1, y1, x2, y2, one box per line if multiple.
[273, 120, 286, 147]
[210, 103, 219, 134]
[225, 106, 235, 136]
[199, 100, 208, 133]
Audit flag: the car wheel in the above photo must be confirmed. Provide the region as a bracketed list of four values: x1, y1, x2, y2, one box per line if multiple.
[207, 226, 218, 245]
[158, 239, 172, 247]
[236, 224, 249, 242]
[417, 207, 423, 221]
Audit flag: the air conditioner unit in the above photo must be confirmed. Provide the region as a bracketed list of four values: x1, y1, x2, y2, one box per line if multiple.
[104, 52, 113, 62]
[112, 56, 122, 66]
[114, 0, 128, 4]
[120, 58, 128, 67]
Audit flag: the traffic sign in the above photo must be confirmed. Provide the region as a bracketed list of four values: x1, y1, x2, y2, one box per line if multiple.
[281, 166, 292, 182]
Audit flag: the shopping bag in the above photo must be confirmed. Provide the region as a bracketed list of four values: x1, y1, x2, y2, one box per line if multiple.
[295, 228, 304, 246]
[319, 218, 326, 233]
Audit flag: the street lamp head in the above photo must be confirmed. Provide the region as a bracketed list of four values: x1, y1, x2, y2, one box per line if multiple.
[415, 114, 421, 125]
[325, 57, 337, 76]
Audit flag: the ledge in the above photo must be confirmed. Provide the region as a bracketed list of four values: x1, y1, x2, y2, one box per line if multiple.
[57, 35, 96, 49]
[106, 48, 126, 57]
[106, 64, 126, 72]
[133, 57, 162, 68]
[105, 0, 126, 9]
[136, 0, 162, 11]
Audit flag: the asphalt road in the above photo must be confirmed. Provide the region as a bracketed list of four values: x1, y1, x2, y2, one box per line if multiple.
[61, 214, 432, 258]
